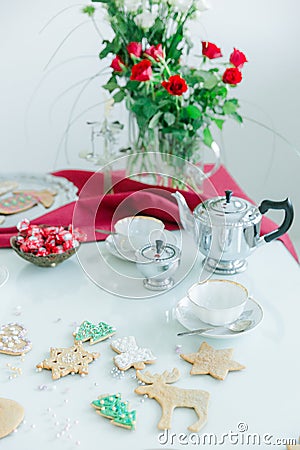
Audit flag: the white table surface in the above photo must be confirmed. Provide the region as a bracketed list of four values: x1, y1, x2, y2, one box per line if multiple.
[0, 235, 300, 450]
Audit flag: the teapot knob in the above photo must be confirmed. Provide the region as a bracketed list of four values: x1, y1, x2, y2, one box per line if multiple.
[225, 190, 233, 203]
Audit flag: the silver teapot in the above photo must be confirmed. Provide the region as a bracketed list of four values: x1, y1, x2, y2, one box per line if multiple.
[172, 190, 294, 274]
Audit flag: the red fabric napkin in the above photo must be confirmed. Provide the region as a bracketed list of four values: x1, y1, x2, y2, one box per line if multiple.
[0, 167, 298, 262]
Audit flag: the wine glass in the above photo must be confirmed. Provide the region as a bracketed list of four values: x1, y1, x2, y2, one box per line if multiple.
[0, 265, 8, 287]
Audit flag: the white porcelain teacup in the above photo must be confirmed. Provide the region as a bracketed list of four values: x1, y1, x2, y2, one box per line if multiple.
[113, 216, 165, 257]
[187, 279, 248, 326]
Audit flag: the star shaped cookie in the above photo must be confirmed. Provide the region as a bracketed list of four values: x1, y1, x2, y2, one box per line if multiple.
[180, 341, 245, 380]
[36, 342, 99, 380]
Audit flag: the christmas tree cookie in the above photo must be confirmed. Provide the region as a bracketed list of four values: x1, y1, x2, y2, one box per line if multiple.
[91, 393, 136, 430]
[73, 320, 116, 345]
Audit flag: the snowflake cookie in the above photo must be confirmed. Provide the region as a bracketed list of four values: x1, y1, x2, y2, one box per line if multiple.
[36, 342, 99, 380]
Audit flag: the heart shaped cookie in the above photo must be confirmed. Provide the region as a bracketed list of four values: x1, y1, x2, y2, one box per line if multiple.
[0, 323, 32, 356]
[0, 398, 24, 438]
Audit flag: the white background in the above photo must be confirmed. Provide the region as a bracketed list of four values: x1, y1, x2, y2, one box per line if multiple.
[0, 0, 299, 254]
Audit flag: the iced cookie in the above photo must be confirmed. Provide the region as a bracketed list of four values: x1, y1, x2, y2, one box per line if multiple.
[73, 320, 116, 344]
[180, 341, 245, 380]
[0, 323, 32, 356]
[135, 368, 209, 432]
[111, 336, 156, 371]
[91, 393, 136, 430]
[36, 342, 99, 379]
[0, 398, 24, 439]
[13, 190, 57, 208]
[0, 181, 18, 196]
[0, 194, 38, 215]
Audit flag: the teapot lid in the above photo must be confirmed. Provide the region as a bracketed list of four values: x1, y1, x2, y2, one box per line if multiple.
[210, 190, 248, 214]
[195, 190, 261, 226]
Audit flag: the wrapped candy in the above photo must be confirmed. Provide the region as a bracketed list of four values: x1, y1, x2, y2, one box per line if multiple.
[15, 220, 86, 256]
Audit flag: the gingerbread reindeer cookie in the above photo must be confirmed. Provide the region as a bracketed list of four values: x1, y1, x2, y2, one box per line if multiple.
[135, 368, 209, 432]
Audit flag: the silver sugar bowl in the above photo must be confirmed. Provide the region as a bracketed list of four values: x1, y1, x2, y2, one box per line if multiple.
[135, 240, 181, 291]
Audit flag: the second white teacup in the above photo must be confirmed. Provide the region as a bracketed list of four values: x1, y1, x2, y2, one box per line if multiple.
[187, 279, 248, 326]
[113, 216, 165, 256]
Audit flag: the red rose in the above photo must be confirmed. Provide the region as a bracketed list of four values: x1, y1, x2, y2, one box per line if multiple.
[130, 60, 152, 81]
[144, 44, 164, 62]
[162, 75, 188, 96]
[230, 48, 248, 69]
[110, 55, 124, 72]
[222, 67, 242, 85]
[202, 41, 222, 59]
[127, 42, 142, 58]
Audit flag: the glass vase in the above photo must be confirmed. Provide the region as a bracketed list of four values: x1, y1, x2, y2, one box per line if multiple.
[126, 114, 220, 192]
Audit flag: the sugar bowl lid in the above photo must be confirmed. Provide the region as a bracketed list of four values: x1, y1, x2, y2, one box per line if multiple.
[138, 240, 180, 262]
[194, 190, 261, 226]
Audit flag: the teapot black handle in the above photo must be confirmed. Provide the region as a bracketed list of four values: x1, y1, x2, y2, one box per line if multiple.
[258, 198, 294, 243]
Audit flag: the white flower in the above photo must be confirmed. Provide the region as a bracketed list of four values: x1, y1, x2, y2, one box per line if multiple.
[135, 11, 156, 29]
[123, 0, 140, 12]
[196, 0, 210, 12]
[168, 0, 209, 13]
[168, 0, 192, 12]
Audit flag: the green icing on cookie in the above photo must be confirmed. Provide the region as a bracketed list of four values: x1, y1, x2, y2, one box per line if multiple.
[74, 320, 116, 344]
[92, 393, 136, 430]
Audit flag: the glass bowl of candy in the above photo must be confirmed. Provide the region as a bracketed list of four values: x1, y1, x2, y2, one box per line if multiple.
[10, 219, 86, 267]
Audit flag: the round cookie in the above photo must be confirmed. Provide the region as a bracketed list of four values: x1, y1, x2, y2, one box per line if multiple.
[0, 398, 24, 439]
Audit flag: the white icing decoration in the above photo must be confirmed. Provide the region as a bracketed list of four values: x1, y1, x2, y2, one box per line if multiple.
[0, 322, 31, 354]
[111, 336, 156, 369]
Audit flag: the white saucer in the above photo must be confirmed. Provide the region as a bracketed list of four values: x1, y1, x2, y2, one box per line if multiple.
[105, 231, 179, 262]
[175, 296, 263, 339]
[0, 266, 9, 287]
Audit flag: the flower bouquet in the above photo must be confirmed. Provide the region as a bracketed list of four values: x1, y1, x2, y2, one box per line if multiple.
[84, 0, 247, 188]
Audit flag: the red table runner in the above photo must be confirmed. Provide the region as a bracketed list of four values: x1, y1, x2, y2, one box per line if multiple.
[0, 166, 298, 262]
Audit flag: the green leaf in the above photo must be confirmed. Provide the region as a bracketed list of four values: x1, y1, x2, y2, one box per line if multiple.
[82, 5, 95, 16]
[223, 100, 238, 115]
[203, 74, 218, 90]
[185, 105, 202, 119]
[231, 112, 243, 124]
[143, 103, 158, 120]
[99, 37, 121, 59]
[197, 70, 218, 90]
[113, 90, 126, 103]
[164, 112, 176, 126]
[149, 112, 163, 129]
[213, 118, 225, 130]
[102, 79, 119, 93]
[203, 127, 213, 147]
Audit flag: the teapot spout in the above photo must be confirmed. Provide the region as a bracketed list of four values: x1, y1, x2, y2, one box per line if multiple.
[171, 191, 198, 243]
